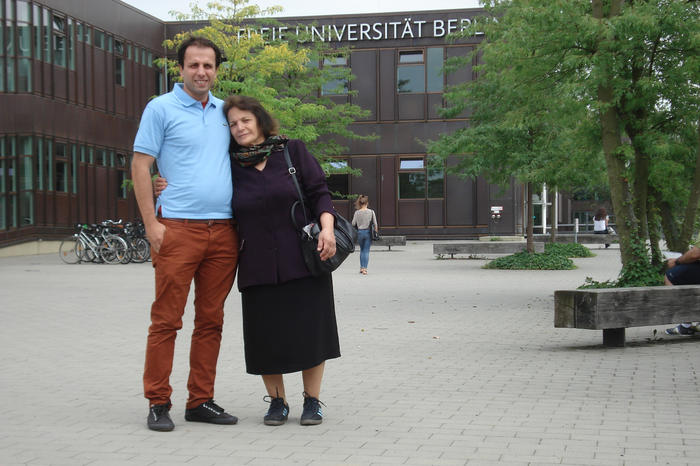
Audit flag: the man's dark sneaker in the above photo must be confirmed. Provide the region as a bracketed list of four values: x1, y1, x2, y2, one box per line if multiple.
[263, 396, 289, 426]
[185, 399, 238, 425]
[300, 392, 325, 426]
[665, 324, 696, 336]
[147, 403, 174, 432]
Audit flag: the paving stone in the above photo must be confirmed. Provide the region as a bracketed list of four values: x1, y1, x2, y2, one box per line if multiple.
[1, 244, 698, 464]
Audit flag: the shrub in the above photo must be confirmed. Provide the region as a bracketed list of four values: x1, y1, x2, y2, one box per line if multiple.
[545, 242, 594, 258]
[484, 251, 575, 270]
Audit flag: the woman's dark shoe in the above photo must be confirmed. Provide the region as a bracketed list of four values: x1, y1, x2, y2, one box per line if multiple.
[263, 396, 289, 426]
[300, 392, 325, 426]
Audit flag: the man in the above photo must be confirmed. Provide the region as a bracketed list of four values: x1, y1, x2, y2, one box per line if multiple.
[132, 36, 238, 431]
[664, 241, 700, 335]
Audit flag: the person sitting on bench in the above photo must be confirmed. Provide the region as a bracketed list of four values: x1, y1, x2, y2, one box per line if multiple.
[664, 241, 700, 335]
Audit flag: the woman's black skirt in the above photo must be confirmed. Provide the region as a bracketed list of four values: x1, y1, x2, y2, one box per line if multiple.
[241, 273, 341, 375]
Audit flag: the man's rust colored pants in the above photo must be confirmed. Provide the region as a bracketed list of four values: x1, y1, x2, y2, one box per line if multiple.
[143, 219, 238, 409]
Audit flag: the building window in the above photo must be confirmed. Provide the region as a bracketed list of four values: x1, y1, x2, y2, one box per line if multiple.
[155, 69, 163, 95]
[326, 161, 349, 200]
[6, 57, 15, 91]
[115, 57, 125, 86]
[116, 153, 128, 199]
[95, 148, 106, 166]
[32, 4, 41, 61]
[1, 136, 19, 228]
[114, 40, 125, 86]
[55, 142, 67, 192]
[0, 137, 7, 229]
[18, 136, 32, 190]
[321, 55, 348, 96]
[17, 1, 31, 57]
[397, 51, 424, 93]
[52, 15, 66, 67]
[42, 7, 50, 63]
[17, 58, 30, 91]
[36, 138, 43, 190]
[398, 157, 444, 199]
[0, 58, 4, 92]
[397, 48, 444, 94]
[67, 17, 74, 70]
[94, 29, 105, 49]
[71, 145, 77, 194]
[19, 136, 33, 225]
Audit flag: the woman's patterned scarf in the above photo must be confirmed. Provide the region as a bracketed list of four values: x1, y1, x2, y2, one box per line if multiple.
[230, 135, 288, 167]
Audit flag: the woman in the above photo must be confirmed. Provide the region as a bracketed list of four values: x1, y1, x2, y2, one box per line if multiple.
[593, 207, 610, 248]
[155, 95, 341, 426]
[351, 195, 378, 275]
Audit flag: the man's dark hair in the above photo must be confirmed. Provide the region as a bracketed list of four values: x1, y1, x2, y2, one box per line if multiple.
[177, 36, 223, 68]
[223, 95, 279, 149]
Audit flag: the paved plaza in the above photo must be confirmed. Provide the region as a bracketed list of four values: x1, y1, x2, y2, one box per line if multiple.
[1, 242, 699, 465]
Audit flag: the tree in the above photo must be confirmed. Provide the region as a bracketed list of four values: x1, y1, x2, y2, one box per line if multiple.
[165, 0, 372, 175]
[431, 0, 700, 285]
[429, 2, 606, 252]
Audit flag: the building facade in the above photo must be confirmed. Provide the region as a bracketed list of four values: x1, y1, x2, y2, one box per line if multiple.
[0, 0, 541, 246]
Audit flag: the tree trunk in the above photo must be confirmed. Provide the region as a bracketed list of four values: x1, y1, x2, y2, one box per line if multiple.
[630, 135, 650, 244]
[526, 182, 534, 253]
[652, 188, 685, 252]
[593, 0, 641, 268]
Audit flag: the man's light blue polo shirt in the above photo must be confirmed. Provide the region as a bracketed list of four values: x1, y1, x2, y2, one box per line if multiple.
[133, 83, 232, 219]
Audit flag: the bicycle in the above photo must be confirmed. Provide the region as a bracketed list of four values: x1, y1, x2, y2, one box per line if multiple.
[59, 222, 129, 264]
[122, 220, 150, 263]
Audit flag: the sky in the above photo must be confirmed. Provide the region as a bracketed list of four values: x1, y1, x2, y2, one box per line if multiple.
[120, 0, 483, 20]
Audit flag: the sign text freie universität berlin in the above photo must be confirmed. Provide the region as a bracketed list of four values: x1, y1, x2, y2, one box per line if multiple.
[236, 17, 483, 43]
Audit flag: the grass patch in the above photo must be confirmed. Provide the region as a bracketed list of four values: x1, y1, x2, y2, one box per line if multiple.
[544, 242, 595, 258]
[484, 251, 575, 270]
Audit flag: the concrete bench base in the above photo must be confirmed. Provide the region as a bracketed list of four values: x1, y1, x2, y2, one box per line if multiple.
[554, 285, 700, 346]
[371, 235, 406, 251]
[533, 233, 617, 244]
[434, 242, 544, 258]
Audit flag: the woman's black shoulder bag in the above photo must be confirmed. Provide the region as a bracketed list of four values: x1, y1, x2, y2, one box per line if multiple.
[284, 146, 357, 276]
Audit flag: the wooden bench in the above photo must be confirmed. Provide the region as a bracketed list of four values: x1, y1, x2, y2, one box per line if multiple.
[554, 285, 700, 346]
[371, 235, 406, 251]
[434, 241, 545, 258]
[533, 233, 617, 244]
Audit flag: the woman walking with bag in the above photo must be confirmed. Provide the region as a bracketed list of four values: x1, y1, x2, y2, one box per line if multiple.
[155, 95, 341, 426]
[351, 195, 378, 275]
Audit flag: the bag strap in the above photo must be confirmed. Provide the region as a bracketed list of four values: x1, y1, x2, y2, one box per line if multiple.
[283, 146, 309, 227]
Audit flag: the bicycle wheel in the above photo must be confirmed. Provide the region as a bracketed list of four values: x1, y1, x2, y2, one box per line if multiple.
[99, 235, 129, 264]
[59, 237, 80, 264]
[76, 238, 96, 262]
[130, 238, 150, 263]
[120, 244, 133, 264]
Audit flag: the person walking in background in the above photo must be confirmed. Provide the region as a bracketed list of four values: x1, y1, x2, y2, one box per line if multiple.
[593, 207, 611, 248]
[132, 37, 239, 432]
[351, 195, 378, 275]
